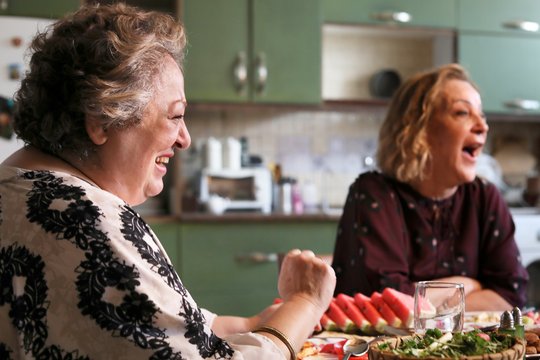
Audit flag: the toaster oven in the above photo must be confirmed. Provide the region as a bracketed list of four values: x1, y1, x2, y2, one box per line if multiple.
[199, 167, 272, 214]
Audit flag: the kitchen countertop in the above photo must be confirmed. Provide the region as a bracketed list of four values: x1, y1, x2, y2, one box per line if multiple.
[143, 207, 539, 224]
[143, 211, 342, 224]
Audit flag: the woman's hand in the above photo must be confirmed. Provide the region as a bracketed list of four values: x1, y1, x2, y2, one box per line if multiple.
[214, 249, 336, 358]
[436, 275, 482, 296]
[278, 249, 336, 315]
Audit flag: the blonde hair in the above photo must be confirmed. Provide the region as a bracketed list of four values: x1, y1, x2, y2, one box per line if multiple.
[376, 63, 475, 183]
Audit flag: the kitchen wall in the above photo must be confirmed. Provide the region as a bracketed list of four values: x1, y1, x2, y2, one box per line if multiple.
[176, 106, 540, 214]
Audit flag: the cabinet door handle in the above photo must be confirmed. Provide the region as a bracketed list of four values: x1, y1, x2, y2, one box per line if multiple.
[233, 51, 248, 93]
[0, 0, 8, 10]
[504, 99, 540, 111]
[235, 252, 278, 264]
[254, 53, 268, 94]
[371, 11, 412, 24]
[502, 20, 540, 32]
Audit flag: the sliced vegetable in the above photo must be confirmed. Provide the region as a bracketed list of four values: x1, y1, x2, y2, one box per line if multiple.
[371, 291, 402, 328]
[381, 287, 415, 328]
[335, 293, 374, 334]
[327, 299, 358, 333]
[353, 293, 388, 333]
[320, 312, 339, 332]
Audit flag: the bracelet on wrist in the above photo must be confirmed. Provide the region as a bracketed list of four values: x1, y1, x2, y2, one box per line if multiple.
[253, 325, 295, 360]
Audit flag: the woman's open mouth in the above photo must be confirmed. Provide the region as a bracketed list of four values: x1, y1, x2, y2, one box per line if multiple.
[155, 156, 169, 165]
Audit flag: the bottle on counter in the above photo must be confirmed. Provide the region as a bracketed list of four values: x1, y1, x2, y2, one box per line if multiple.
[278, 177, 292, 215]
[240, 136, 249, 168]
[271, 163, 282, 212]
[291, 178, 304, 215]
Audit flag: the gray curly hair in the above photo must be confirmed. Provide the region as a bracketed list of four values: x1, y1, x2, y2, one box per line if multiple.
[13, 3, 186, 158]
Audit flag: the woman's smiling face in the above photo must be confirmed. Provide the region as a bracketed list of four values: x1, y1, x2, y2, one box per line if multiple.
[425, 79, 488, 192]
[89, 56, 190, 205]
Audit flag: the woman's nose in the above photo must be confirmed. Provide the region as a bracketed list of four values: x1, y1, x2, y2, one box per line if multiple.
[176, 121, 191, 150]
[473, 114, 489, 134]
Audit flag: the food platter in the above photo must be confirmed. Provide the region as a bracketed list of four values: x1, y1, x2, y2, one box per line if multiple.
[368, 331, 527, 360]
[298, 332, 373, 360]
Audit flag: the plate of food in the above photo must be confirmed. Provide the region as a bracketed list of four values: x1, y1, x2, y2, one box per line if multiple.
[297, 332, 372, 360]
[463, 311, 501, 331]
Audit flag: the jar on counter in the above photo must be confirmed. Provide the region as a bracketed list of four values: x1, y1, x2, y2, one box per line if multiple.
[205, 137, 222, 170]
[223, 137, 242, 170]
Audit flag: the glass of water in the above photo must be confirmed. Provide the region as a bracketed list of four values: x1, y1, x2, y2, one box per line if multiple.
[414, 281, 465, 334]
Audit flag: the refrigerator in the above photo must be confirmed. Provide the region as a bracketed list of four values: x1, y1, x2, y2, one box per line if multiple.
[0, 15, 53, 162]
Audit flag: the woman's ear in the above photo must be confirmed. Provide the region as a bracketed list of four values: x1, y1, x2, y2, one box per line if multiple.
[85, 117, 108, 145]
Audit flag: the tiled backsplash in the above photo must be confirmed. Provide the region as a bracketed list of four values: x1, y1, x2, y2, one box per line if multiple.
[181, 106, 386, 208]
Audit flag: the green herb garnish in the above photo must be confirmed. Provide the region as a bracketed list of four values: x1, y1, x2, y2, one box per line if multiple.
[377, 330, 515, 358]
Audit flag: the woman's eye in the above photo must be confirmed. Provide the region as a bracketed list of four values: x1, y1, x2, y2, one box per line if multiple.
[455, 110, 469, 117]
[169, 115, 184, 122]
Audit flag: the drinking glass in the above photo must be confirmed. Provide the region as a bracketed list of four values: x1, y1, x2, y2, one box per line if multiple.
[414, 281, 465, 334]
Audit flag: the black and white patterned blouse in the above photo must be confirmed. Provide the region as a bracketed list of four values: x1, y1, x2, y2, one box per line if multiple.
[0, 166, 283, 359]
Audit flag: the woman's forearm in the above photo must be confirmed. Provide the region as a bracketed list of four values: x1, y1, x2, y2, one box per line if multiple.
[465, 289, 512, 311]
[212, 316, 254, 338]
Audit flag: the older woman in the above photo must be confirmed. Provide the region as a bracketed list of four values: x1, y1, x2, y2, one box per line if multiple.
[0, 4, 335, 359]
[332, 64, 528, 310]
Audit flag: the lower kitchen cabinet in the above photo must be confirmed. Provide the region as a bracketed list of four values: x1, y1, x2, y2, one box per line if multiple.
[150, 222, 181, 272]
[153, 221, 338, 317]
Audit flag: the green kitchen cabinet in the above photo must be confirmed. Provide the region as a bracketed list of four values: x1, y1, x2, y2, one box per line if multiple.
[458, 34, 540, 115]
[182, 0, 321, 104]
[0, 0, 80, 18]
[151, 222, 181, 271]
[458, 0, 540, 34]
[456, 0, 540, 115]
[322, 0, 457, 29]
[176, 221, 337, 316]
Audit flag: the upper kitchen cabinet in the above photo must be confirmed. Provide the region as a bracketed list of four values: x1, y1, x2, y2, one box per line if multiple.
[182, 0, 321, 104]
[0, 0, 80, 18]
[457, 0, 540, 115]
[322, 0, 457, 29]
[458, 35, 540, 115]
[458, 0, 540, 34]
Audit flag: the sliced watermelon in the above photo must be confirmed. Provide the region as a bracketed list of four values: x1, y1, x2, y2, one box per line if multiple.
[370, 291, 402, 328]
[334, 293, 374, 334]
[381, 288, 414, 328]
[353, 293, 388, 333]
[326, 299, 358, 333]
[319, 312, 339, 332]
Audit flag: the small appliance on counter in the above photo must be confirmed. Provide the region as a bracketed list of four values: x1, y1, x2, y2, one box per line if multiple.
[199, 167, 272, 214]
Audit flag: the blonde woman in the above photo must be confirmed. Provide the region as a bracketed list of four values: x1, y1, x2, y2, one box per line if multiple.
[332, 64, 528, 311]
